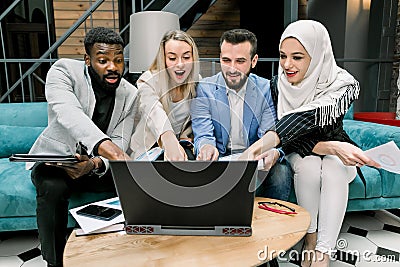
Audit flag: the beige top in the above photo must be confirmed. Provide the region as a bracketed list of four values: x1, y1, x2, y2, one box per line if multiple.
[130, 70, 193, 159]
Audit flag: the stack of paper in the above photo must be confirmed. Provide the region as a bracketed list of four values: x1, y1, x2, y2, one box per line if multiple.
[70, 197, 125, 235]
[219, 153, 265, 170]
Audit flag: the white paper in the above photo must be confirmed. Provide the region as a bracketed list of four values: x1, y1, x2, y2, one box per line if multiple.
[69, 197, 125, 234]
[135, 147, 164, 161]
[75, 222, 125, 236]
[219, 153, 264, 170]
[364, 141, 400, 174]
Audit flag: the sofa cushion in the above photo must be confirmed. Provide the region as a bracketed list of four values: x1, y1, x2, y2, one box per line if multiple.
[0, 158, 117, 222]
[343, 104, 354, 120]
[343, 119, 400, 150]
[0, 102, 48, 127]
[348, 166, 382, 199]
[0, 125, 45, 157]
[0, 159, 37, 217]
[381, 169, 400, 197]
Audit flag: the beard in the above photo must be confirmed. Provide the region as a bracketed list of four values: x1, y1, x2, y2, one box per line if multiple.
[88, 66, 122, 93]
[222, 69, 251, 91]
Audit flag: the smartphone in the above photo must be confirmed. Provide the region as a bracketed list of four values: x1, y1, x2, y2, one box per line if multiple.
[179, 139, 194, 148]
[76, 205, 122, 221]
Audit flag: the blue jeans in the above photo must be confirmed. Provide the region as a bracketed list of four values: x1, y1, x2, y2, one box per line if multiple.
[255, 160, 293, 201]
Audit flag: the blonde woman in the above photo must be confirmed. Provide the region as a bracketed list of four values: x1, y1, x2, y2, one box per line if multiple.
[130, 30, 200, 160]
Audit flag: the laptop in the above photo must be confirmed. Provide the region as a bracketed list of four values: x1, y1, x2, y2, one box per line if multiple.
[109, 160, 258, 236]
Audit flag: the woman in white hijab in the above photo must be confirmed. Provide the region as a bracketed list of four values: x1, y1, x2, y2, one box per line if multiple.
[241, 20, 380, 266]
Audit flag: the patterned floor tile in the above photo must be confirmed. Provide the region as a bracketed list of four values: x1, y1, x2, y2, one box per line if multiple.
[337, 233, 377, 254]
[374, 210, 400, 227]
[0, 233, 40, 257]
[18, 247, 41, 262]
[367, 230, 400, 253]
[21, 255, 47, 267]
[354, 253, 400, 266]
[340, 221, 351, 233]
[0, 255, 24, 267]
[344, 212, 384, 231]
[1, 210, 400, 267]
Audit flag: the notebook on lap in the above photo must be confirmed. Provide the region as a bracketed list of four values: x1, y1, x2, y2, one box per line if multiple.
[109, 160, 258, 236]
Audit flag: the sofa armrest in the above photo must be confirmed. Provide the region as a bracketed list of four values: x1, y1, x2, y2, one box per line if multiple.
[343, 119, 400, 150]
[344, 119, 400, 198]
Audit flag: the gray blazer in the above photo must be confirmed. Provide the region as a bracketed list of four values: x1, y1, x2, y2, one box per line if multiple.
[28, 58, 138, 173]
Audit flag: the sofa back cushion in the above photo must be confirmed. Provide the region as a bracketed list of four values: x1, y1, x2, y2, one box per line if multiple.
[0, 102, 47, 127]
[0, 125, 45, 157]
[344, 104, 354, 120]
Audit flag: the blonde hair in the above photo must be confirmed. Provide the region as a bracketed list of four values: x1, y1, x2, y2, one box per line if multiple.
[148, 30, 200, 113]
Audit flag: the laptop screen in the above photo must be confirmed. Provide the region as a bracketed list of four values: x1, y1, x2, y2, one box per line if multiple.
[110, 160, 258, 235]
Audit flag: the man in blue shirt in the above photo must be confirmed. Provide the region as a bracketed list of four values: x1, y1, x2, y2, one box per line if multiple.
[191, 29, 292, 200]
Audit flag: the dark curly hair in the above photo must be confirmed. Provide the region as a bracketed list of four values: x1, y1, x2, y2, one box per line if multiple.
[84, 27, 124, 55]
[220, 29, 257, 59]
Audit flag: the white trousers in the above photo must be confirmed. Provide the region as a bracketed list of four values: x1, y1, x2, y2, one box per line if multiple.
[287, 153, 356, 255]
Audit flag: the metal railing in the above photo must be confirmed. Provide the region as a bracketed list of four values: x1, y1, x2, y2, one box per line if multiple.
[0, 0, 203, 103]
[0, 0, 396, 104]
[0, 0, 113, 102]
[0, 57, 395, 103]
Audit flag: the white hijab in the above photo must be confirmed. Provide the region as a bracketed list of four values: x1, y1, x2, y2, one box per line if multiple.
[277, 20, 360, 127]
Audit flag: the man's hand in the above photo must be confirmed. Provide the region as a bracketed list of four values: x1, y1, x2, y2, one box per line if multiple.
[238, 148, 256, 160]
[47, 154, 95, 179]
[313, 141, 381, 168]
[98, 140, 131, 160]
[197, 144, 219, 161]
[257, 149, 280, 171]
[239, 131, 281, 160]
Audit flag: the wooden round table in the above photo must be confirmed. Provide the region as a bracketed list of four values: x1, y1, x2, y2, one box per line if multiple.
[64, 197, 310, 266]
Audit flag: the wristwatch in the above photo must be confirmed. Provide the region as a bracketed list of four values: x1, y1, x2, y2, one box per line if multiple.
[276, 147, 286, 163]
[90, 157, 103, 176]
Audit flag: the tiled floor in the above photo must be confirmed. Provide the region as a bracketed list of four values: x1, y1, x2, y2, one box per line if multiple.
[1, 210, 399, 267]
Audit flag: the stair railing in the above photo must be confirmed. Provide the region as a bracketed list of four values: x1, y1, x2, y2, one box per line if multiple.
[0, 0, 106, 102]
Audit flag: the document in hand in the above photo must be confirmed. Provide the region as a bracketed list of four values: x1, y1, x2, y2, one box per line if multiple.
[364, 141, 400, 174]
[219, 153, 264, 170]
[135, 147, 164, 161]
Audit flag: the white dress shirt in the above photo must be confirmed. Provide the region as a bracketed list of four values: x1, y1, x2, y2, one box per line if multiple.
[226, 80, 248, 152]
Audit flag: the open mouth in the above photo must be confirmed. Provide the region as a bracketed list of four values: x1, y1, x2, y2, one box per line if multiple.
[175, 70, 185, 79]
[227, 72, 240, 78]
[285, 71, 297, 78]
[105, 75, 120, 84]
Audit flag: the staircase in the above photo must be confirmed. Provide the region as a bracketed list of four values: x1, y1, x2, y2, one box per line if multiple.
[1, 0, 239, 103]
[53, 0, 119, 59]
[52, 0, 234, 59]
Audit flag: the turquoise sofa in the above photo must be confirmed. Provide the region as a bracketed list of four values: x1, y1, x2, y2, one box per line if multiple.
[343, 106, 400, 211]
[0, 102, 116, 232]
[288, 106, 400, 211]
[0, 102, 399, 232]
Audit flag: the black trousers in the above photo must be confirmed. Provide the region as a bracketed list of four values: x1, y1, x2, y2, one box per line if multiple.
[31, 163, 116, 266]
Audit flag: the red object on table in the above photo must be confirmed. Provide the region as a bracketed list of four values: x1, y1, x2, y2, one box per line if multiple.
[353, 112, 400, 127]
